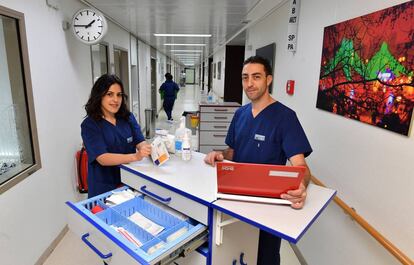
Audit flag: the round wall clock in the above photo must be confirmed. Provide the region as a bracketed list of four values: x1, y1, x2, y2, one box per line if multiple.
[72, 8, 107, 45]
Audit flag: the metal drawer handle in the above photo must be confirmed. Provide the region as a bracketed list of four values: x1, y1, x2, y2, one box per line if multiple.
[140, 185, 172, 203]
[214, 108, 228, 112]
[81, 233, 113, 259]
[213, 134, 226, 137]
[214, 125, 227, 129]
[214, 116, 228, 120]
[240, 252, 247, 265]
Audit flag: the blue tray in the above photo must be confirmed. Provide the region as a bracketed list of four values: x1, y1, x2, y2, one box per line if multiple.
[72, 186, 206, 264]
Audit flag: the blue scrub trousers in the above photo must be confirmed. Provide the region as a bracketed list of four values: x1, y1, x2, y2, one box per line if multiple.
[163, 97, 175, 120]
[257, 230, 281, 265]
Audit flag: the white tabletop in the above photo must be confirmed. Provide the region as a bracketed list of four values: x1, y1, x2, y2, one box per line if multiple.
[121, 154, 336, 243]
[212, 184, 336, 243]
[121, 152, 218, 204]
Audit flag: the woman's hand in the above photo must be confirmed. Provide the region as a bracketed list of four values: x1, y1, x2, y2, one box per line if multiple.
[136, 142, 151, 160]
[280, 182, 307, 209]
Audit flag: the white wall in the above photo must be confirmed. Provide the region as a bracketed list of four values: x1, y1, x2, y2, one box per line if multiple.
[138, 39, 151, 127]
[0, 1, 88, 264]
[0, 0, 153, 264]
[156, 51, 168, 113]
[245, 0, 413, 264]
[130, 36, 140, 123]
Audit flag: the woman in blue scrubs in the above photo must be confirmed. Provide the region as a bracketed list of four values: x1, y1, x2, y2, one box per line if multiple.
[204, 56, 312, 265]
[81, 74, 151, 198]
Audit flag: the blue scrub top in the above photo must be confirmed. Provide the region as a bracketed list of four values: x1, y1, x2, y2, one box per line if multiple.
[159, 80, 179, 99]
[225, 101, 312, 165]
[81, 113, 145, 197]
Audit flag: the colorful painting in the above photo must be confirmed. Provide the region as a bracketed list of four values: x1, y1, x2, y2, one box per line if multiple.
[316, 1, 414, 136]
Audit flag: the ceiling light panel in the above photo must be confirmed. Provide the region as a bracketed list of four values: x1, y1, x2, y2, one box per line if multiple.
[164, 43, 206, 46]
[154, 33, 211, 37]
[171, 50, 203, 52]
[174, 54, 201, 56]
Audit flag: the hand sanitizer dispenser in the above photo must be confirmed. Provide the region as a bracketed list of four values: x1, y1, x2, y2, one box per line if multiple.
[181, 129, 192, 161]
[175, 117, 186, 156]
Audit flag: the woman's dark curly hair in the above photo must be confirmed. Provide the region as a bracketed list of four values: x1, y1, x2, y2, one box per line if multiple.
[84, 74, 130, 121]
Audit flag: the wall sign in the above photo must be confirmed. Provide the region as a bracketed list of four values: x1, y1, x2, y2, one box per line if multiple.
[287, 0, 300, 52]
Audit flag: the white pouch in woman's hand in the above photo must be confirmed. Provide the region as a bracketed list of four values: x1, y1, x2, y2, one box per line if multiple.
[150, 136, 170, 166]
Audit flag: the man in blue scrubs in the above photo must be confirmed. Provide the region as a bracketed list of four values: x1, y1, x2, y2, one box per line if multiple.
[159, 73, 180, 120]
[204, 56, 312, 265]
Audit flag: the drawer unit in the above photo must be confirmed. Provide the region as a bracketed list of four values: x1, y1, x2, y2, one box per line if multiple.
[66, 186, 208, 265]
[198, 102, 240, 154]
[199, 106, 238, 113]
[199, 123, 230, 131]
[199, 145, 228, 154]
[199, 131, 227, 145]
[200, 113, 234, 122]
[122, 169, 209, 225]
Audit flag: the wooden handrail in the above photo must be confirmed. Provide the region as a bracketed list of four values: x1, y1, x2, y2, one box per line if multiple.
[311, 176, 413, 265]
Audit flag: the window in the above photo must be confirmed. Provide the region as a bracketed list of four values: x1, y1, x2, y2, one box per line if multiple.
[91, 43, 108, 82]
[0, 5, 40, 193]
[185, 68, 195, 84]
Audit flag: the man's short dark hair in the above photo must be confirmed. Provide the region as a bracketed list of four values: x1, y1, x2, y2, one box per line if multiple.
[243, 55, 273, 76]
[165, 73, 173, 80]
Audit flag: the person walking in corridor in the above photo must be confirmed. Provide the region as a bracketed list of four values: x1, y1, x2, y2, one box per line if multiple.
[159, 72, 180, 120]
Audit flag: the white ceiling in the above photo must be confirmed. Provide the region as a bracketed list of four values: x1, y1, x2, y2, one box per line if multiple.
[84, 0, 260, 65]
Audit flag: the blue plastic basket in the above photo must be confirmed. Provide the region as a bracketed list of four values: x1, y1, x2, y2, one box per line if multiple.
[96, 207, 154, 246]
[112, 197, 182, 229]
[79, 186, 130, 212]
[72, 186, 204, 262]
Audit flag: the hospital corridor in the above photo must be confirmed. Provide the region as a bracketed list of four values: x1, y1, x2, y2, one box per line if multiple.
[0, 0, 412, 265]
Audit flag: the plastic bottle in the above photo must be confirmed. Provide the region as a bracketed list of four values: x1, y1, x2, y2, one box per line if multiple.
[207, 90, 213, 103]
[175, 117, 186, 156]
[181, 129, 192, 161]
[200, 89, 208, 103]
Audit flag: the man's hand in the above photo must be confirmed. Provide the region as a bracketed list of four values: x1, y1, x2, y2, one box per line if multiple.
[281, 182, 307, 209]
[204, 151, 224, 166]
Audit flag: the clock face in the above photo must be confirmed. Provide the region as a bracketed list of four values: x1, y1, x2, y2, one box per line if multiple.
[72, 9, 107, 45]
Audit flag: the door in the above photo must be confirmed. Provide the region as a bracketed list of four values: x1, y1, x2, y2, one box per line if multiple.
[185, 68, 195, 84]
[201, 61, 205, 91]
[91, 43, 109, 83]
[114, 47, 130, 108]
[150, 57, 157, 111]
[223, 45, 244, 104]
[208, 57, 213, 92]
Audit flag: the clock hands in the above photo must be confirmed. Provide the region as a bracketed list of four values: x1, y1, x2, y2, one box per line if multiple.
[86, 19, 96, 28]
[72, 9, 106, 44]
[73, 19, 96, 28]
